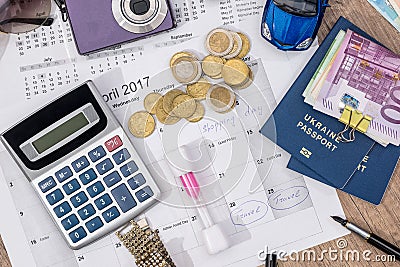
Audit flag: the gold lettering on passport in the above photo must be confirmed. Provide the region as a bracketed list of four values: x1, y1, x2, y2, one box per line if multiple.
[357, 156, 369, 172]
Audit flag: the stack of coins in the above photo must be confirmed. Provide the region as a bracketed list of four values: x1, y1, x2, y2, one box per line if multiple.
[205, 28, 252, 89]
[205, 28, 251, 60]
[128, 89, 206, 138]
[128, 28, 253, 138]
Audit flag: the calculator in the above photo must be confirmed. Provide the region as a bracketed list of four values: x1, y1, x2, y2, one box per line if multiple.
[1, 81, 160, 249]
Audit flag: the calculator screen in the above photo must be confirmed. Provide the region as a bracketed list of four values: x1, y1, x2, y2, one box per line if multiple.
[1, 82, 109, 171]
[32, 112, 89, 154]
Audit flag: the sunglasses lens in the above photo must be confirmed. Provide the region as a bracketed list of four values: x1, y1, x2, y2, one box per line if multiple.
[0, 0, 52, 34]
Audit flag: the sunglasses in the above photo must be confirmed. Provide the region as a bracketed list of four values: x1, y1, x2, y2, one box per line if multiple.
[0, 0, 68, 34]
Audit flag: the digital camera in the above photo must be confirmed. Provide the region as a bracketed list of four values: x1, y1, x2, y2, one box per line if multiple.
[64, 0, 175, 54]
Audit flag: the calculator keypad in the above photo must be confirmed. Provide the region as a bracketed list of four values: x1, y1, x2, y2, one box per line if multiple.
[36, 134, 158, 248]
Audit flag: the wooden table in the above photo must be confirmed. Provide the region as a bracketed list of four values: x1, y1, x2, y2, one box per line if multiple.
[1, 0, 399, 266]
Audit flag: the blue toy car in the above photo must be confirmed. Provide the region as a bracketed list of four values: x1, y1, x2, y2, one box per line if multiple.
[261, 0, 329, 51]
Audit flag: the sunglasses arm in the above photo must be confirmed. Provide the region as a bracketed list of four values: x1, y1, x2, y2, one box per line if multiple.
[0, 17, 54, 26]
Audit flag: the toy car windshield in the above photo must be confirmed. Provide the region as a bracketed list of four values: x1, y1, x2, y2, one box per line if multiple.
[272, 0, 318, 17]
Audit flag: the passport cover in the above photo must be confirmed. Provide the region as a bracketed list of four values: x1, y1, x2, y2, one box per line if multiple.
[287, 144, 399, 205]
[260, 17, 376, 188]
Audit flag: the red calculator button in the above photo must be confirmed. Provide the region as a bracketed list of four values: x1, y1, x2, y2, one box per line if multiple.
[105, 135, 123, 152]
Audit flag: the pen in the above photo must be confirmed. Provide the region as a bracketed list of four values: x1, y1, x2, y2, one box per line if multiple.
[331, 216, 400, 260]
[265, 253, 278, 267]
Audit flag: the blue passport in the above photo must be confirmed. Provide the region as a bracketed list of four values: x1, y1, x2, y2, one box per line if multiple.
[287, 144, 399, 205]
[260, 17, 376, 188]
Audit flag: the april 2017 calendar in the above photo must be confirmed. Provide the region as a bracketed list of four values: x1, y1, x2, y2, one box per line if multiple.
[0, 1, 348, 266]
[0, 60, 347, 267]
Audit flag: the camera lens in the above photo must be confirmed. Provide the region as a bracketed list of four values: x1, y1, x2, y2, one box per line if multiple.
[130, 0, 150, 16]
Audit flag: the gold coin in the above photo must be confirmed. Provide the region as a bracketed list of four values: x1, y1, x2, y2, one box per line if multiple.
[163, 89, 184, 114]
[224, 32, 243, 59]
[232, 68, 253, 90]
[236, 32, 251, 59]
[155, 97, 181, 125]
[128, 111, 155, 138]
[172, 56, 202, 84]
[170, 51, 196, 67]
[143, 92, 162, 114]
[187, 101, 205, 122]
[210, 73, 223, 79]
[206, 28, 234, 56]
[186, 77, 211, 100]
[201, 55, 225, 77]
[206, 84, 236, 113]
[222, 58, 250, 86]
[172, 94, 197, 118]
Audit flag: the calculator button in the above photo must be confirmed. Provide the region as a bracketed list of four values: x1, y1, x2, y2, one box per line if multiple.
[62, 179, 81, 195]
[96, 158, 114, 175]
[70, 191, 88, 208]
[94, 194, 113, 210]
[120, 161, 138, 177]
[46, 189, 64, 205]
[105, 135, 123, 152]
[88, 146, 106, 162]
[85, 216, 104, 233]
[127, 173, 146, 190]
[102, 206, 120, 223]
[87, 181, 105, 198]
[103, 171, 122, 188]
[135, 186, 154, 203]
[38, 176, 56, 193]
[79, 168, 97, 185]
[71, 156, 90, 173]
[54, 202, 72, 218]
[69, 227, 87, 243]
[61, 214, 79, 231]
[111, 184, 137, 213]
[112, 148, 131, 165]
[55, 166, 73, 183]
[78, 204, 96, 220]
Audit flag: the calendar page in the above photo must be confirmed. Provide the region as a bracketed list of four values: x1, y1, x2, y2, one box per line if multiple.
[0, 0, 309, 131]
[0, 1, 347, 267]
[0, 60, 348, 267]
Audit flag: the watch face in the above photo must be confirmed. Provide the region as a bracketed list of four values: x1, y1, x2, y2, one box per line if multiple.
[112, 0, 169, 33]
